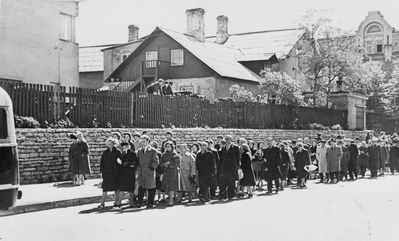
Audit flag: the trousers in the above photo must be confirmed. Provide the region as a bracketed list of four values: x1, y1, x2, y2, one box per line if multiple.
[137, 187, 156, 206]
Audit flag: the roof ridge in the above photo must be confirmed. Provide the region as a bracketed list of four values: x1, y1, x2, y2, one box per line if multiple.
[206, 27, 304, 38]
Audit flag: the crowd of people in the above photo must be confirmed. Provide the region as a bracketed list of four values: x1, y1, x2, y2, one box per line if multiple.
[68, 130, 399, 210]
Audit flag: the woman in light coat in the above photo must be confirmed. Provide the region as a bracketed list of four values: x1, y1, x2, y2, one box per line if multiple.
[178, 144, 197, 203]
[316, 140, 328, 183]
[160, 141, 181, 206]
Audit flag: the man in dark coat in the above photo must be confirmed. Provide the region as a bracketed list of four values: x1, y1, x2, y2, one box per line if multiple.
[294, 142, 311, 188]
[348, 140, 359, 180]
[368, 139, 381, 178]
[262, 138, 282, 194]
[218, 135, 240, 200]
[207, 140, 220, 200]
[389, 141, 399, 174]
[196, 142, 217, 203]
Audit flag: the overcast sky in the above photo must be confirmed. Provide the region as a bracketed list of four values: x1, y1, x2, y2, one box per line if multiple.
[76, 0, 399, 46]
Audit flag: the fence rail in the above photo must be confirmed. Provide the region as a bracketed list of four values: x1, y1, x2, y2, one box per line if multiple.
[0, 81, 348, 129]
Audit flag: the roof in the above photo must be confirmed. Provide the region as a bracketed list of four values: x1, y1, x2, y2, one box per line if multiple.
[207, 28, 304, 60]
[101, 37, 146, 51]
[79, 44, 118, 72]
[159, 28, 260, 82]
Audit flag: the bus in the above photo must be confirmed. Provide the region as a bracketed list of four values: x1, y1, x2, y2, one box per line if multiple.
[0, 87, 22, 209]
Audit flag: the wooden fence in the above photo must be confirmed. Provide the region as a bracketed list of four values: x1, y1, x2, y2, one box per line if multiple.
[0, 81, 348, 129]
[0, 81, 131, 127]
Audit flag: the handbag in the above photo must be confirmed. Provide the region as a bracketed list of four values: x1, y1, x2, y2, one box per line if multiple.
[238, 168, 244, 180]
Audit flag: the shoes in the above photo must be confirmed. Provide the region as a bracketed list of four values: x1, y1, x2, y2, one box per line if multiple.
[146, 204, 155, 209]
[97, 203, 105, 209]
[248, 193, 253, 198]
[266, 191, 272, 195]
[167, 202, 174, 207]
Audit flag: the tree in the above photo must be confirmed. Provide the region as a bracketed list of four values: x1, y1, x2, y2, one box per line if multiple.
[382, 66, 399, 114]
[298, 9, 364, 107]
[258, 68, 304, 105]
[228, 84, 255, 102]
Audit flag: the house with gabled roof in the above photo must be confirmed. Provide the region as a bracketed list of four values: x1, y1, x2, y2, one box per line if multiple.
[105, 8, 304, 101]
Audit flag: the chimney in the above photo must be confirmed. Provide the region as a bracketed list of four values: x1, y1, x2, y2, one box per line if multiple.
[185, 8, 205, 42]
[216, 15, 229, 44]
[128, 25, 139, 42]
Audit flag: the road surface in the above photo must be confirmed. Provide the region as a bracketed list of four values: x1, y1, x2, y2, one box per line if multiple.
[1, 175, 399, 241]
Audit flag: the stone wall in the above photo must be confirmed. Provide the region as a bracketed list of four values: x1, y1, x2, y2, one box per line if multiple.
[15, 128, 367, 184]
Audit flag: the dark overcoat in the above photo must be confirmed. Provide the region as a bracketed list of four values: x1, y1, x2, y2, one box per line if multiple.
[262, 146, 282, 180]
[219, 144, 240, 182]
[118, 149, 139, 192]
[239, 150, 256, 186]
[368, 145, 381, 170]
[75, 141, 92, 174]
[100, 147, 121, 191]
[340, 146, 349, 173]
[68, 142, 78, 174]
[348, 143, 359, 168]
[358, 146, 369, 169]
[196, 150, 216, 188]
[294, 148, 310, 179]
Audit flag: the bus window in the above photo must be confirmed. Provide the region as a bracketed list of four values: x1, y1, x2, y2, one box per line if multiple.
[0, 108, 7, 139]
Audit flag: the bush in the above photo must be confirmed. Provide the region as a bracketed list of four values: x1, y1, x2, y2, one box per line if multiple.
[14, 115, 40, 128]
[309, 123, 330, 130]
[331, 124, 343, 130]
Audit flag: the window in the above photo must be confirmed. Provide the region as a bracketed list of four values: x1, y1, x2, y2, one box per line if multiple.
[376, 44, 383, 53]
[145, 51, 158, 68]
[171, 49, 184, 66]
[0, 109, 7, 139]
[60, 13, 75, 42]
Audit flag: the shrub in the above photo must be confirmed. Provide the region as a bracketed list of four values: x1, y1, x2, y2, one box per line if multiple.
[309, 123, 330, 130]
[14, 115, 40, 128]
[331, 124, 343, 130]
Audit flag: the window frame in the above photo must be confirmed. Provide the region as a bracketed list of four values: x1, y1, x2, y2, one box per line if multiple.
[60, 13, 75, 42]
[145, 51, 158, 68]
[170, 49, 184, 66]
[376, 44, 383, 53]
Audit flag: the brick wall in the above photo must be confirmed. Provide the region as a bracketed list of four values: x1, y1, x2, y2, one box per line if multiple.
[15, 128, 366, 184]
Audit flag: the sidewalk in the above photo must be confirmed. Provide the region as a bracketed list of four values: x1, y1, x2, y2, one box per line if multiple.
[0, 179, 113, 217]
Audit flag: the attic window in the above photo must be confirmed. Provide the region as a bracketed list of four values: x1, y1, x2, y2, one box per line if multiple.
[171, 49, 184, 66]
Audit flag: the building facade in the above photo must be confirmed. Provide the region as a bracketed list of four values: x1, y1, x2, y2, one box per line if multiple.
[0, 0, 79, 87]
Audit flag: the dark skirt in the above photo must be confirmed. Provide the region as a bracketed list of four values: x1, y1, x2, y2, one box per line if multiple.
[240, 166, 256, 186]
[118, 167, 136, 192]
[102, 172, 117, 192]
[280, 163, 290, 179]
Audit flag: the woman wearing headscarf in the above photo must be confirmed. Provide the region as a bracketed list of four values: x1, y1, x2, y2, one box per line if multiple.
[239, 144, 256, 198]
[279, 141, 291, 189]
[98, 138, 121, 209]
[117, 141, 139, 208]
[160, 141, 181, 206]
[177, 144, 197, 203]
[75, 131, 91, 185]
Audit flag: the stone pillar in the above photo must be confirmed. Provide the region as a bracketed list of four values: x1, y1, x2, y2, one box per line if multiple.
[216, 15, 229, 44]
[186, 8, 205, 42]
[128, 25, 139, 42]
[330, 92, 369, 130]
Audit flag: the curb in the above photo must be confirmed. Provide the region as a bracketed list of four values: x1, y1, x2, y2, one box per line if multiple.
[0, 195, 115, 217]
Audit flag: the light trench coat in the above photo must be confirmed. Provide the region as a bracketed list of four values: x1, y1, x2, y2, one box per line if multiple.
[316, 144, 328, 173]
[179, 152, 197, 192]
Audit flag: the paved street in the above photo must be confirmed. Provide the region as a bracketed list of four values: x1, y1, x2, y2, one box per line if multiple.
[1, 175, 399, 241]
